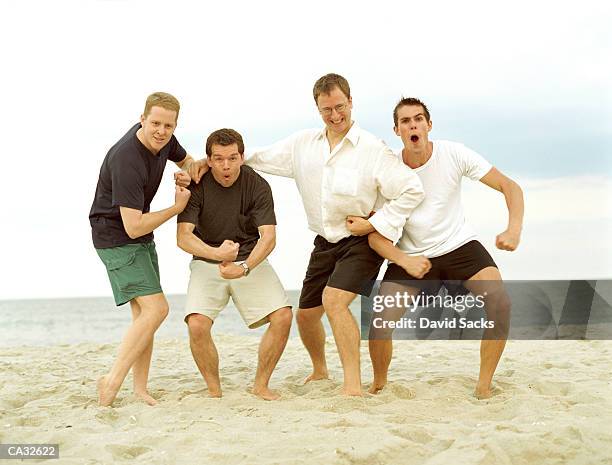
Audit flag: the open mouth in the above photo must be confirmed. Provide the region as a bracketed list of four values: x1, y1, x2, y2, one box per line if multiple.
[410, 135, 419, 143]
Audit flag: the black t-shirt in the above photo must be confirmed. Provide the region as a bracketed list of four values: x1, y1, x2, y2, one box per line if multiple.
[89, 123, 186, 248]
[177, 165, 276, 263]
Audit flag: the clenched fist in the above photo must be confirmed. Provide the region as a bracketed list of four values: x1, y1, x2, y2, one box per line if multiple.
[174, 185, 191, 211]
[216, 240, 239, 262]
[399, 255, 431, 279]
[218, 261, 244, 279]
[495, 229, 520, 251]
[174, 170, 191, 188]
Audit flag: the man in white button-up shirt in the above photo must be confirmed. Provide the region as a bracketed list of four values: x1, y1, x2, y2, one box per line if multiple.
[245, 74, 426, 396]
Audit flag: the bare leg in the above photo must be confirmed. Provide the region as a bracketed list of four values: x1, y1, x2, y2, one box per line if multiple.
[368, 339, 392, 394]
[252, 307, 292, 400]
[465, 267, 511, 399]
[129, 300, 156, 405]
[97, 293, 169, 407]
[322, 287, 361, 396]
[368, 282, 419, 394]
[187, 314, 222, 398]
[296, 305, 329, 382]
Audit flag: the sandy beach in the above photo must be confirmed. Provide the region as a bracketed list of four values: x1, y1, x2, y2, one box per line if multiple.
[2, 336, 611, 465]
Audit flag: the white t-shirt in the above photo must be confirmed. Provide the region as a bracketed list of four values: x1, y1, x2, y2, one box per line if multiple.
[395, 140, 492, 258]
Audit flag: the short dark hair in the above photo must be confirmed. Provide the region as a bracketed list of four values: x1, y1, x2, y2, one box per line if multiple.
[393, 97, 431, 127]
[206, 128, 245, 157]
[313, 73, 351, 103]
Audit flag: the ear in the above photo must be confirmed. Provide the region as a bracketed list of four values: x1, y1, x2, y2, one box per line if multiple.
[207, 157, 213, 168]
[393, 125, 400, 136]
[140, 114, 145, 125]
[239, 153, 245, 165]
[428, 120, 433, 132]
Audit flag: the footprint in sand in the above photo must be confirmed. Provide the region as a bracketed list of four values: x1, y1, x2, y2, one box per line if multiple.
[106, 444, 152, 460]
[390, 426, 434, 444]
[320, 418, 356, 429]
[530, 381, 572, 396]
[95, 408, 120, 425]
[386, 383, 416, 400]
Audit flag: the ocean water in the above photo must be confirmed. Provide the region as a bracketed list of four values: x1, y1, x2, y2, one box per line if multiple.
[0, 292, 362, 347]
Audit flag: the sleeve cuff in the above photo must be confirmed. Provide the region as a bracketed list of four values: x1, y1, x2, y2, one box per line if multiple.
[369, 212, 402, 243]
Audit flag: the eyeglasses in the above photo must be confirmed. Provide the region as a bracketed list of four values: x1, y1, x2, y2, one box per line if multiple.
[318, 102, 349, 116]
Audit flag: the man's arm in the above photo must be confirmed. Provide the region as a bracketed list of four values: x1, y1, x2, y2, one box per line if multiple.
[244, 135, 297, 178]
[218, 225, 276, 279]
[368, 149, 425, 242]
[120, 185, 190, 239]
[479, 167, 524, 251]
[175, 154, 211, 184]
[367, 232, 431, 279]
[173, 154, 209, 187]
[176, 222, 239, 262]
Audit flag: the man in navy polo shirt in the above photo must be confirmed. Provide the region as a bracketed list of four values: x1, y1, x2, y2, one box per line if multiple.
[89, 92, 207, 407]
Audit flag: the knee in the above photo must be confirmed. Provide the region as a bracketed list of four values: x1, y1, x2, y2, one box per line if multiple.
[322, 288, 348, 319]
[187, 315, 212, 343]
[270, 307, 293, 331]
[296, 307, 322, 328]
[143, 302, 169, 325]
[486, 292, 511, 337]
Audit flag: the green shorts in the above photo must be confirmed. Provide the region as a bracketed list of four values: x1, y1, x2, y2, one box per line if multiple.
[96, 242, 163, 306]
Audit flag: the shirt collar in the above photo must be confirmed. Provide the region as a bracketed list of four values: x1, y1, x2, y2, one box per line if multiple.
[317, 121, 361, 146]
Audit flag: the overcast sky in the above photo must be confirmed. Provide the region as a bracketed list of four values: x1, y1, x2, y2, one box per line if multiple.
[1, 0, 610, 300]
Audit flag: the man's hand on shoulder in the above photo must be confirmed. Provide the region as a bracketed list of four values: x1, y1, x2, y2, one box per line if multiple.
[174, 170, 191, 188]
[189, 159, 209, 183]
[174, 185, 191, 212]
[346, 216, 375, 236]
[496, 229, 520, 251]
[218, 261, 244, 279]
[216, 240, 239, 262]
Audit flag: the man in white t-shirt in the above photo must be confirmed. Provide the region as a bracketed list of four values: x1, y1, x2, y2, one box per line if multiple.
[348, 97, 524, 399]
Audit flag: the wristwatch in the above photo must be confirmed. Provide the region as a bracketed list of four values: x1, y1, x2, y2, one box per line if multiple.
[240, 262, 250, 276]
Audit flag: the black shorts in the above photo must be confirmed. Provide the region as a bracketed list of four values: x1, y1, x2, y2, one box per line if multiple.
[383, 240, 497, 294]
[299, 235, 384, 309]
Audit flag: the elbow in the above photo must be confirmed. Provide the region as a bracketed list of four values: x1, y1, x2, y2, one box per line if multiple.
[125, 226, 140, 240]
[176, 233, 187, 251]
[265, 236, 277, 252]
[367, 232, 380, 249]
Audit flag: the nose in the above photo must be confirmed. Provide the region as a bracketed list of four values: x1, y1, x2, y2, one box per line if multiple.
[223, 160, 231, 169]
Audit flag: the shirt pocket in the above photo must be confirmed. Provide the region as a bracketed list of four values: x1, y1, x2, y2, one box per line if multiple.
[331, 167, 359, 196]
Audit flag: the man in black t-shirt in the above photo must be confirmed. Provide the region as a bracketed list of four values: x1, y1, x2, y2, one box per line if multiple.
[177, 129, 292, 401]
[90, 92, 207, 407]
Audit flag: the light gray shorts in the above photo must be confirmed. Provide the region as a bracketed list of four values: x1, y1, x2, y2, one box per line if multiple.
[184, 259, 291, 328]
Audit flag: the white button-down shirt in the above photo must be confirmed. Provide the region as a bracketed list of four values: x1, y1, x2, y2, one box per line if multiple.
[246, 123, 424, 243]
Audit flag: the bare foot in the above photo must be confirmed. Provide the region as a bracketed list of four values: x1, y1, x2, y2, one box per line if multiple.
[134, 390, 158, 406]
[252, 386, 280, 401]
[368, 381, 386, 395]
[97, 376, 107, 405]
[474, 384, 492, 399]
[303, 371, 329, 384]
[97, 376, 117, 407]
[342, 387, 363, 397]
[207, 388, 222, 398]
